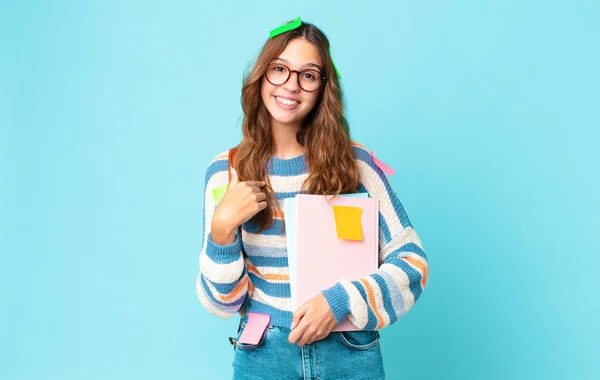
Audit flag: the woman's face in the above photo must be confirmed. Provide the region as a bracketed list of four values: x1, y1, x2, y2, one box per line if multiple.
[261, 38, 323, 129]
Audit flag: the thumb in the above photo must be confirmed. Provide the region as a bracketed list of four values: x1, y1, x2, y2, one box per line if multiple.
[229, 168, 239, 187]
[291, 302, 310, 330]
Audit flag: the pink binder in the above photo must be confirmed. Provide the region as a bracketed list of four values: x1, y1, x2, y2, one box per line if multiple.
[292, 194, 379, 332]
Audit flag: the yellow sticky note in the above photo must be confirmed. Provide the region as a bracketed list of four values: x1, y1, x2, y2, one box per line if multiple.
[212, 184, 228, 206]
[332, 206, 363, 241]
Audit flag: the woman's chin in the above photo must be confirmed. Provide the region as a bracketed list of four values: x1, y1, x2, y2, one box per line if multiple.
[272, 114, 302, 126]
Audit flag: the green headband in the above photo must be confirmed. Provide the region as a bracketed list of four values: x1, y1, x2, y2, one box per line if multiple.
[269, 17, 342, 80]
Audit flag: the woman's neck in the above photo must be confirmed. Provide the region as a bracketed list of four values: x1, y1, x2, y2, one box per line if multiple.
[271, 120, 304, 159]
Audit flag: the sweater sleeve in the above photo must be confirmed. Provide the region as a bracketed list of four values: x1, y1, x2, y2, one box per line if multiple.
[321, 145, 430, 330]
[195, 151, 251, 318]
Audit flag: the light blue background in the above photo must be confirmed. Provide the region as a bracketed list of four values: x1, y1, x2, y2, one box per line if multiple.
[1, 1, 598, 379]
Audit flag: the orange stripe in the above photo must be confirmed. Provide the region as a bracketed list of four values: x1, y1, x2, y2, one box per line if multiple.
[404, 256, 429, 288]
[264, 273, 289, 281]
[359, 278, 385, 329]
[220, 276, 248, 302]
[247, 263, 289, 282]
[273, 210, 285, 219]
[247, 263, 259, 275]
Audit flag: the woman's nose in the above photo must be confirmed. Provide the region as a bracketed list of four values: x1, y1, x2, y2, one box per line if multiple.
[282, 71, 301, 92]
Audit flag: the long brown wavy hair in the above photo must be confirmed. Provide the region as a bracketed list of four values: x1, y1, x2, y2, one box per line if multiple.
[235, 20, 361, 232]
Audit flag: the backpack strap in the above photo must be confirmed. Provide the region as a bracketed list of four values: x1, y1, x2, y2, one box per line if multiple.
[228, 147, 239, 183]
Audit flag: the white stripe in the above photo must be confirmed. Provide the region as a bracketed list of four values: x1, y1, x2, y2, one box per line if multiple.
[243, 243, 287, 258]
[270, 173, 308, 193]
[242, 229, 287, 249]
[379, 227, 423, 262]
[199, 250, 245, 284]
[340, 279, 369, 329]
[250, 287, 292, 312]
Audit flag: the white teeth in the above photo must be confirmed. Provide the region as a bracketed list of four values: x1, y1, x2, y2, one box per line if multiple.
[276, 96, 298, 106]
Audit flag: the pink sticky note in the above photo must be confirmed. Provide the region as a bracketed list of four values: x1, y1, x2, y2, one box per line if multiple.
[372, 152, 396, 176]
[238, 313, 271, 345]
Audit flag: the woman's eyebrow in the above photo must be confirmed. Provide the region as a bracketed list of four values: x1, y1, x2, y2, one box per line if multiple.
[273, 57, 322, 71]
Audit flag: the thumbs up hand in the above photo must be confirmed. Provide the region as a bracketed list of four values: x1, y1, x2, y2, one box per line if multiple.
[211, 168, 267, 245]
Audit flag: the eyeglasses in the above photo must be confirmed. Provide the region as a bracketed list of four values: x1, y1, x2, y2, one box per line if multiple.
[265, 63, 326, 92]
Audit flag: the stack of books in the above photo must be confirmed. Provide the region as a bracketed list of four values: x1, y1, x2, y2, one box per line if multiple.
[283, 193, 379, 332]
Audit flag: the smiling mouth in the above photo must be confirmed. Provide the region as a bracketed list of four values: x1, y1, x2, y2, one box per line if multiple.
[274, 96, 300, 108]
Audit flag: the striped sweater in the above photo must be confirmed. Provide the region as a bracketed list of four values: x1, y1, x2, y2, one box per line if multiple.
[196, 143, 429, 330]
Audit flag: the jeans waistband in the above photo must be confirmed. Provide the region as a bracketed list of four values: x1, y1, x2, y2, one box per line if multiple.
[237, 313, 381, 337]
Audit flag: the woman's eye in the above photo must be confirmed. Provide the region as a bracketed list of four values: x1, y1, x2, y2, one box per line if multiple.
[274, 66, 285, 72]
[303, 73, 315, 80]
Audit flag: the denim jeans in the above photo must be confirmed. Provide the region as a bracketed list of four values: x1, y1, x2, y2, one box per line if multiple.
[229, 314, 385, 380]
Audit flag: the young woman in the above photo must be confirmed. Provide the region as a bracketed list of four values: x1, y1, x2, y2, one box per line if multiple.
[196, 19, 430, 380]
